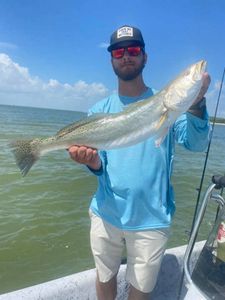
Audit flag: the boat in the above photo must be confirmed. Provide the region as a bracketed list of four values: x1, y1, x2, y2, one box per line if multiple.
[0, 175, 225, 300]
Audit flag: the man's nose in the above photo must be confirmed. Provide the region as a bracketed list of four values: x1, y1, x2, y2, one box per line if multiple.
[122, 50, 132, 59]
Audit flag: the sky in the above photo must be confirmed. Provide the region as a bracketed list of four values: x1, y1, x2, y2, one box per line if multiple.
[0, 0, 225, 116]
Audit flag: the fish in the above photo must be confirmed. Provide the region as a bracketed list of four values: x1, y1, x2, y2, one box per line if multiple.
[10, 60, 207, 176]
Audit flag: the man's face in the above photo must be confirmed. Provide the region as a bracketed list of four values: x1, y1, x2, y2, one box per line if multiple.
[111, 45, 147, 81]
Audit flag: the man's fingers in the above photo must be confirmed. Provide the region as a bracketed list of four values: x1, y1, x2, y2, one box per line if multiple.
[193, 72, 211, 104]
[86, 148, 95, 161]
[78, 147, 87, 160]
[68, 145, 98, 165]
[201, 72, 211, 93]
[68, 145, 78, 154]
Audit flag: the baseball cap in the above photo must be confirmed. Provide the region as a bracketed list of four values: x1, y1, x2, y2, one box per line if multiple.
[107, 25, 145, 52]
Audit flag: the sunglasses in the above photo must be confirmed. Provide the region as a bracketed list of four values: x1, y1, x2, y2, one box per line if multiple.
[111, 46, 143, 59]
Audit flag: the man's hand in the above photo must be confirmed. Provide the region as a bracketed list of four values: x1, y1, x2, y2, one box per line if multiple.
[188, 72, 211, 118]
[68, 145, 101, 171]
[193, 72, 211, 105]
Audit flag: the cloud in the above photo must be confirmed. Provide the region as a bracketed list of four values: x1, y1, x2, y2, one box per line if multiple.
[0, 53, 109, 111]
[206, 80, 225, 118]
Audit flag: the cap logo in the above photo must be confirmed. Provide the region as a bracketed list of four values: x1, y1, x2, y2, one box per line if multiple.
[117, 27, 133, 39]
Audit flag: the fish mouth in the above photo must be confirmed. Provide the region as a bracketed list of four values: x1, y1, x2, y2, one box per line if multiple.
[198, 60, 207, 74]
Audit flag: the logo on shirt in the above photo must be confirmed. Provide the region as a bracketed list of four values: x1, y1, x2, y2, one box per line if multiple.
[117, 27, 133, 39]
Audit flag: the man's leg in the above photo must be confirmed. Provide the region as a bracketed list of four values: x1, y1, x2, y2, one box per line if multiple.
[89, 210, 124, 300]
[128, 285, 150, 300]
[125, 228, 170, 298]
[96, 272, 117, 300]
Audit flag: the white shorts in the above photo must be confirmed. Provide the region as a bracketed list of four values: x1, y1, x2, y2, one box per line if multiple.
[89, 210, 170, 293]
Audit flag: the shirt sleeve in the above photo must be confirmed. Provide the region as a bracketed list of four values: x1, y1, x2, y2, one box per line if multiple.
[173, 107, 211, 151]
[86, 150, 107, 176]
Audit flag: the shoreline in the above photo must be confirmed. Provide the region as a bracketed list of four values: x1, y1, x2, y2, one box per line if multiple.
[211, 122, 225, 126]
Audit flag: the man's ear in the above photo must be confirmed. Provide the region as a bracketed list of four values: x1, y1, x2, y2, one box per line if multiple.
[144, 53, 148, 65]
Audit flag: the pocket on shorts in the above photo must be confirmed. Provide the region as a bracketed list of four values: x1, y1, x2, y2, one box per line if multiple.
[89, 208, 98, 219]
[155, 227, 171, 239]
[89, 209, 103, 234]
[88, 208, 93, 218]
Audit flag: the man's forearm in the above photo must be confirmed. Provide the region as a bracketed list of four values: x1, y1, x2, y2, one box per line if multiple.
[188, 97, 206, 119]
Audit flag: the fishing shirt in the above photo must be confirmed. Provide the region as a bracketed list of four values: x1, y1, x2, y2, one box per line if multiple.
[88, 88, 210, 230]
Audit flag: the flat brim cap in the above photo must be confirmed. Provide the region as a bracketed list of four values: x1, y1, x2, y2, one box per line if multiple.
[107, 25, 145, 52]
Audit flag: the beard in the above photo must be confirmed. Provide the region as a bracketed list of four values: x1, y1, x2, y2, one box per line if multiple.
[112, 57, 145, 81]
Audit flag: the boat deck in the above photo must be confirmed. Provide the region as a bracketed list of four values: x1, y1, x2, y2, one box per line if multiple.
[0, 241, 206, 300]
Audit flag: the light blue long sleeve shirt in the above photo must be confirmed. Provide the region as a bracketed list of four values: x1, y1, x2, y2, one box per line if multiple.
[88, 88, 210, 230]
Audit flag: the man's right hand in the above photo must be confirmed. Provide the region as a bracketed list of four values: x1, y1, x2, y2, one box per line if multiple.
[68, 145, 102, 171]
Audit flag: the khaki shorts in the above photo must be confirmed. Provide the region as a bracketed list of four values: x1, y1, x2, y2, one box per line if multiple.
[89, 210, 170, 293]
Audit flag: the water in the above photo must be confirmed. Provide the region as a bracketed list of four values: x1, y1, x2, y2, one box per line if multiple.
[0, 104, 225, 294]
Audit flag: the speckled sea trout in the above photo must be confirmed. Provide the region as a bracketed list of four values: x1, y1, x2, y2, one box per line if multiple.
[10, 60, 207, 176]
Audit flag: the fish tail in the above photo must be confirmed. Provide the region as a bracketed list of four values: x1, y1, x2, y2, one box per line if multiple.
[10, 139, 42, 176]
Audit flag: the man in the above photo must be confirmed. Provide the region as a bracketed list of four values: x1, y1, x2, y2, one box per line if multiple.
[69, 25, 210, 300]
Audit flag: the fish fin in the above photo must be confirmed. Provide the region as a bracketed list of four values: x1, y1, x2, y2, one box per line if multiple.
[10, 139, 41, 176]
[56, 113, 109, 138]
[155, 110, 168, 130]
[154, 127, 169, 147]
[153, 110, 169, 147]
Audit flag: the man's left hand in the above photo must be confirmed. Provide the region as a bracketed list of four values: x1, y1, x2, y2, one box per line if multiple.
[193, 72, 211, 104]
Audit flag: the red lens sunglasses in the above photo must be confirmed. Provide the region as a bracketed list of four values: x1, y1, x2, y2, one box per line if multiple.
[111, 46, 143, 59]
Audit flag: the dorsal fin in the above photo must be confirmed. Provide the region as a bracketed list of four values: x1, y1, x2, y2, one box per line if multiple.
[122, 94, 157, 113]
[56, 113, 108, 138]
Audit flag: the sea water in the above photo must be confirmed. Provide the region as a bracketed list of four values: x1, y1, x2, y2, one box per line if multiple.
[0, 104, 225, 294]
